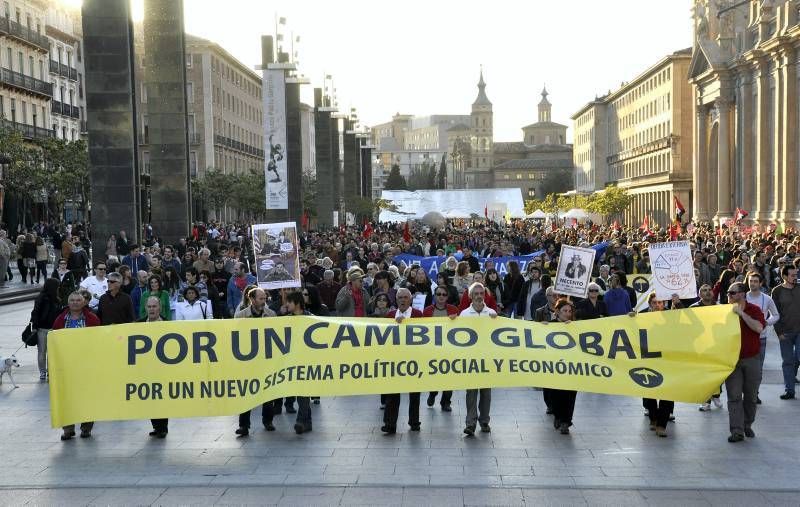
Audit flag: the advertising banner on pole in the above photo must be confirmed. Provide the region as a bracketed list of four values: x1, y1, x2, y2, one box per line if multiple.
[251, 222, 301, 290]
[554, 245, 596, 298]
[263, 69, 288, 209]
[649, 241, 697, 300]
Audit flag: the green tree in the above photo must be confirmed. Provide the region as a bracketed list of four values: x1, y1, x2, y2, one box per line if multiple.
[192, 168, 234, 219]
[384, 164, 407, 190]
[302, 168, 317, 217]
[586, 185, 633, 219]
[36, 137, 89, 221]
[539, 167, 574, 196]
[232, 168, 266, 221]
[437, 154, 447, 189]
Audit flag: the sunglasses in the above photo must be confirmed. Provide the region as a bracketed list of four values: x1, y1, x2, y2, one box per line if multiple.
[588, 289, 599, 293]
[726, 290, 740, 296]
[435, 292, 448, 296]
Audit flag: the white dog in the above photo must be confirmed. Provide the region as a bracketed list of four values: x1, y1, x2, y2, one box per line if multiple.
[0, 356, 20, 388]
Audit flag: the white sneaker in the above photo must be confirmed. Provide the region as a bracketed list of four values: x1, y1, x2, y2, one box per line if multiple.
[699, 403, 711, 412]
[712, 397, 723, 408]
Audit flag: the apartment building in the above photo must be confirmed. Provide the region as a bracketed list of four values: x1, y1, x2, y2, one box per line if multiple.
[0, 0, 53, 141]
[46, 1, 85, 142]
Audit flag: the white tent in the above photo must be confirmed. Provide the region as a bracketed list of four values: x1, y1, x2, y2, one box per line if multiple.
[564, 208, 589, 219]
[527, 209, 547, 219]
[379, 189, 526, 223]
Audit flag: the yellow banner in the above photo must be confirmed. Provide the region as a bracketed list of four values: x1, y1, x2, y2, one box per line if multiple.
[48, 306, 741, 427]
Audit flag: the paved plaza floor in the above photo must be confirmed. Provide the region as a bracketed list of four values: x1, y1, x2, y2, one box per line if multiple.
[2, 300, 800, 505]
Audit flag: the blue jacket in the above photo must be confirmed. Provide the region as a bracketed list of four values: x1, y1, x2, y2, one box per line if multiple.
[122, 254, 149, 273]
[226, 273, 257, 316]
[604, 287, 632, 316]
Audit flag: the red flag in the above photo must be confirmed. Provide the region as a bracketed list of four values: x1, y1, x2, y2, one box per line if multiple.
[640, 215, 650, 234]
[673, 195, 686, 220]
[402, 221, 411, 243]
[301, 211, 309, 229]
[484, 204, 488, 218]
[669, 219, 682, 240]
[362, 219, 373, 239]
[735, 207, 749, 225]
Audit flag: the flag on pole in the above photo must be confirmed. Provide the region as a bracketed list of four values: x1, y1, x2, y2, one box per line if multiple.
[402, 221, 411, 243]
[673, 196, 686, 221]
[484, 204, 488, 218]
[735, 207, 749, 225]
[640, 215, 650, 234]
[362, 219, 373, 239]
[278, 17, 287, 24]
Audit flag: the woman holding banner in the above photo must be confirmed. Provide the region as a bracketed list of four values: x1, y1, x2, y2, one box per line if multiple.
[543, 299, 579, 435]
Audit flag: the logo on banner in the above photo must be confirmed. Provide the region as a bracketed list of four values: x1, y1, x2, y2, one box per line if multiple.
[629, 367, 664, 388]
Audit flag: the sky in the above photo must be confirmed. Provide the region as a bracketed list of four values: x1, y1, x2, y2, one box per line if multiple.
[139, 0, 693, 143]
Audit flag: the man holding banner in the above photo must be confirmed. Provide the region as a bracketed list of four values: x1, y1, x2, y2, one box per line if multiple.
[725, 282, 766, 442]
[460, 282, 497, 436]
[235, 288, 278, 437]
[382, 288, 424, 434]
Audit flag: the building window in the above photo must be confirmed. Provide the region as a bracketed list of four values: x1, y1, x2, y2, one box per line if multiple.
[528, 173, 535, 179]
[140, 82, 147, 103]
[189, 151, 197, 176]
[186, 53, 192, 68]
[142, 151, 150, 174]
[62, 126, 66, 139]
[516, 173, 523, 180]
[186, 82, 194, 103]
[71, 129, 75, 141]
[527, 189, 536, 198]
[503, 174, 509, 180]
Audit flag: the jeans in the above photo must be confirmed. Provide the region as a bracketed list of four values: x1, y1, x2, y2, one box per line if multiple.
[36, 328, 49, 376]
[725, 355, 761, 436]
[35, 260, 47, 282]
[465, 388, 491, 427]
[779, 332, 800, 393]
[759, 336, 767, 370]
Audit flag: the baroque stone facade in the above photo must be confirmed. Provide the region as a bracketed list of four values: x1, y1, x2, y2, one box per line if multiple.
[690, 0, 800, 226]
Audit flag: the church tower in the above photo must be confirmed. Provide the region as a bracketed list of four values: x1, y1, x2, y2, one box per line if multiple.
[470, 68, 493, 172]
[538, 86, 551, 122]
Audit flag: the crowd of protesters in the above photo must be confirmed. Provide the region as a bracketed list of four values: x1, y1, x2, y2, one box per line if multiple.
[3, 217, 798, 444]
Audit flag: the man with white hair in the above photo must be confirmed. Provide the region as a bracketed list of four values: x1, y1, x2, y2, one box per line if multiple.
[381, 288, 424, 434]
[459, 282, 497, 436]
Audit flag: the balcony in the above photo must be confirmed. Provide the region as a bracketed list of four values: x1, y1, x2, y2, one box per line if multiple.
[0, 67, 52, 98]
[214, 134, 264, 158]
[0, 17, 49, 52]
[0, 118, 54, 140]
[49, 60, 78, 81]
[51, 101, 81, 119]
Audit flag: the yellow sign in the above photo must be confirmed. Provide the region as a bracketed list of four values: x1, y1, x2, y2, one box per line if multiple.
[48, 306, 741, 427]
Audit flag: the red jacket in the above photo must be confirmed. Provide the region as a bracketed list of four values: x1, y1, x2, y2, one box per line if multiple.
[387, 308, 423, 319]
[422, 304, 459, 317]
[458, 290, 498, 313]
[51, 307, 101, 329]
